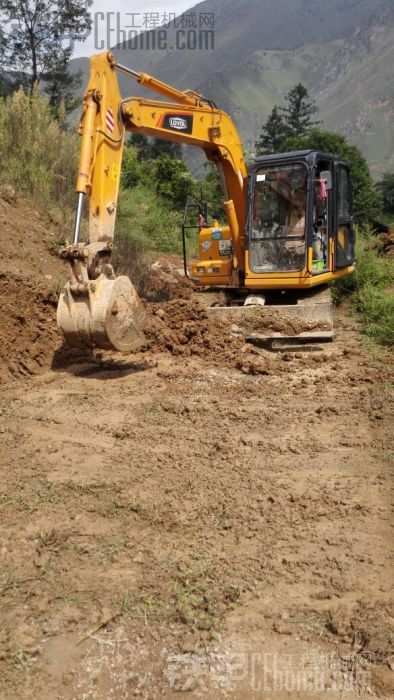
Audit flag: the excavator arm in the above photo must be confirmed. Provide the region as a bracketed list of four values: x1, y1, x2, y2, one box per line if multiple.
[57, 51, 247, 351]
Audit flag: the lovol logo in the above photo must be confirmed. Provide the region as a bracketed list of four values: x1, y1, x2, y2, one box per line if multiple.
[163, 114, 193, 134]
[169, 117, 188, 130]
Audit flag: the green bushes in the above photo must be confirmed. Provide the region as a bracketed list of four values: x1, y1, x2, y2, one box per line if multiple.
[113, 183, 201, 293]
[116, 147, 223, 263]
[332, 234, 394, 345]
[120, 146, 141, 189]
[154, 155, 195, 208]
[116, 185, 184, 255]
[0, 87, 78, 222]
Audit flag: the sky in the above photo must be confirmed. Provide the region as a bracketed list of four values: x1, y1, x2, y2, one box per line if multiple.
[72, 0, 196, 57]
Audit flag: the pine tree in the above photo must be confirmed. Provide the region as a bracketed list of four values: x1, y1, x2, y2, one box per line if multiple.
[0, 0, 92, 109]
[255, 106, 287, 154]
[129, 134, 183, 161]
[280, 83, 320, 138]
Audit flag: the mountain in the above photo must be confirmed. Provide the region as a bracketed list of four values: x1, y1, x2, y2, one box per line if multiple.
[71, 0, 394, 178]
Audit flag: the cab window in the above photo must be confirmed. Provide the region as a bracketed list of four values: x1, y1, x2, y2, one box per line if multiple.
[250, 163, 307, 272]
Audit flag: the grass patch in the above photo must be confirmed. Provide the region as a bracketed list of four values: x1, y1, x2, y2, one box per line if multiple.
[0, 88, 78, 224]
[116, 185, 183, 253]
[112, 182, 198, 296]
[115, 591, 169, 623]
[332, 233, 394, 345]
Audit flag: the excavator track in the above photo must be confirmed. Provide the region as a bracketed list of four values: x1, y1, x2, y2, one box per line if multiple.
[199, 286, 333, 342]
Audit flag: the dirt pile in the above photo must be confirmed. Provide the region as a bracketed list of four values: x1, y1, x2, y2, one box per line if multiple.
[143, 298, 277, 374]
[147, 258, 194, 301]
[144, 298, 241, 356]
[0, 195, 65, 279]
[0, 274, 61, 381]
[0, 195, 71, 382]
[379, 228, 394, 256]
[234, 306, 331, 335]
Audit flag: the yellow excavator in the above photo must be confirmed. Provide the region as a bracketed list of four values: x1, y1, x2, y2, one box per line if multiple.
[57, 51, 356, 350]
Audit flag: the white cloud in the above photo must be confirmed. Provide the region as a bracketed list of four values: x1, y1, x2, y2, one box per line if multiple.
[73, 0, 195, 57]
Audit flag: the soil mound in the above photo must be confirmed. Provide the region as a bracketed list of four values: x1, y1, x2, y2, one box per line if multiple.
[143, 298, 277, 374]
[0, 195, 70, 381]
[144, 298, 243, 357]
[229, 307, 330, 335]
[0, 273, 61, 381]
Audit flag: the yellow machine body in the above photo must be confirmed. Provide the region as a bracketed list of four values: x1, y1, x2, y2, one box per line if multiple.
[57, 51, 356, 350]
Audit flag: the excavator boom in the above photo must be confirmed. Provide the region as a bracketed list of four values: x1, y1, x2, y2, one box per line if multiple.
[57, 51, 247, 351]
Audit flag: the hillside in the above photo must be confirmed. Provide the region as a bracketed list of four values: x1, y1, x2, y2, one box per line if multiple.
[71, 0, 393, 178]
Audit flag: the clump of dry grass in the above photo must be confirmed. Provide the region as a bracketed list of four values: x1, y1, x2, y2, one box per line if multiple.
[0, 87, 78, 223]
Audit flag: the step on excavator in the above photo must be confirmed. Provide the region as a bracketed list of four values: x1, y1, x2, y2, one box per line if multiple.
[57, 51, 356, 350]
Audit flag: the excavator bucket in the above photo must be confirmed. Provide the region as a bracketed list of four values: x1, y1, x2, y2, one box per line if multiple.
[57, 275, 146, 352]
[56, 243, 146, 352]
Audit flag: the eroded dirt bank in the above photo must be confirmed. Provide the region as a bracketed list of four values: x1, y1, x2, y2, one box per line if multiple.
[0, 198, 393, 698]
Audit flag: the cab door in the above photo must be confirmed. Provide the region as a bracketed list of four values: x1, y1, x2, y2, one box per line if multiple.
[334, 165, 356, 268]
[309, 162, 333, 275]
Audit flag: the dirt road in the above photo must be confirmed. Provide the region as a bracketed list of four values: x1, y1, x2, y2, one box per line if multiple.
[0, 199, 393, 698]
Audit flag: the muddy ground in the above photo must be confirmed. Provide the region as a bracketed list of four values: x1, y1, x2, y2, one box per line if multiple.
[0, 197, 393, 699]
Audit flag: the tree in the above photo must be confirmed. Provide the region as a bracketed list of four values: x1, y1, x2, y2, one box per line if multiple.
[129, 134, 183, 161]
[376, 173, 394, 215]
[281, 83, 320, 138]
[0, 0, 92, 108]
[200, 167, 224, 221]
[128, 134, 152, 160]
[151, 137, 183, 160]
[255, 106, 287, 155]
[0, 73, 14, 97]
[280, 129, 382, 223]
[121, 145, 141, 189]
[154, 155, 195, 208]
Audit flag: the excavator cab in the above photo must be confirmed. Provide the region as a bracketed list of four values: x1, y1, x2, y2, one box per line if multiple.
[189, 151, 355, 298]
[188, 151, 355, 341]
[247, 151, 355, 283]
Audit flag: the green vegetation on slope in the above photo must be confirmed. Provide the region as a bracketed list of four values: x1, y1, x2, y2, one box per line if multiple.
[0, 88, 78, 222]
[332, 234, 394, 346]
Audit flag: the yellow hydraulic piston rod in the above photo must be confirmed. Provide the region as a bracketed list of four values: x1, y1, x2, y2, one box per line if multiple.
[111, 54, 202, 107]
[73, 90, 100, 243]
